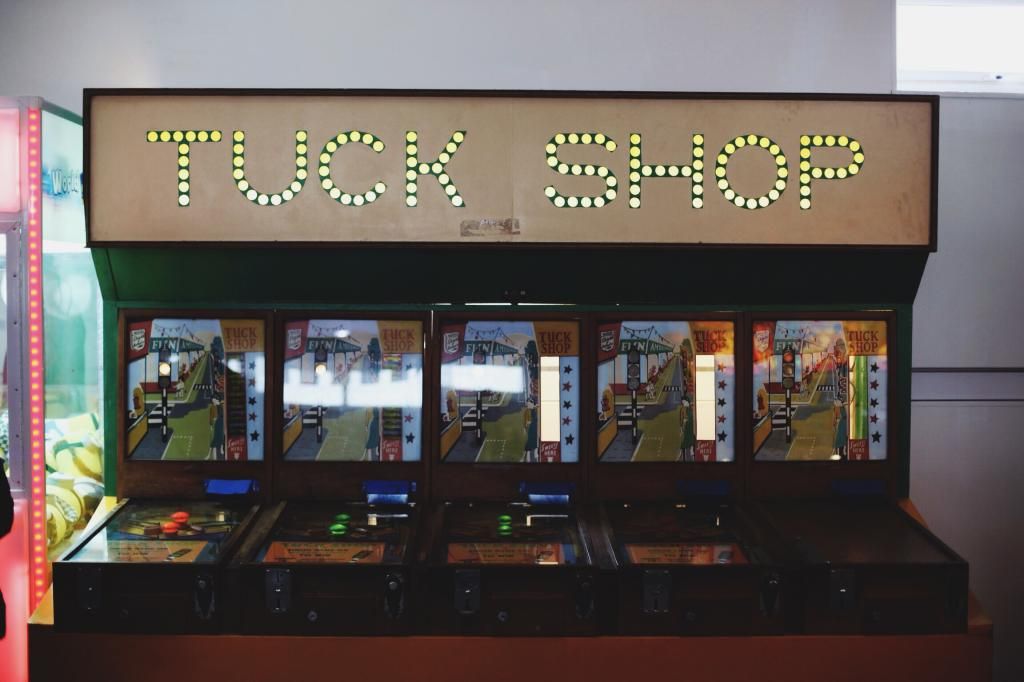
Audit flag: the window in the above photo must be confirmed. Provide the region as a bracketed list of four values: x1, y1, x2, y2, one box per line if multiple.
[898, 2, 1024, 94]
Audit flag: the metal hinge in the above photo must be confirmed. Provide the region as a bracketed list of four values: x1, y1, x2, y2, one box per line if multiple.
[265, 568, 292, 614]
[454, 569, 481, 615]
[643, 569, 672, 615]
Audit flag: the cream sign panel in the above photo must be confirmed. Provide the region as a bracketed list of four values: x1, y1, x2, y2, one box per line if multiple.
[86, 93, 934, 246]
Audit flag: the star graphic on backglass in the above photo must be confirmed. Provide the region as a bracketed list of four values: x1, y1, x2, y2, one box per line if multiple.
[872, 432, 882, 443]
[406, 432, 416, 444]
[406, 363, 413, 371]
[717, 363, 725, 372]
[249, 361, 256, 371]
[404, 414, 414, 423]
[565, 434, 575, 445]
[718, 431, 727, 442]
[250, 430, 260, 442]
[870, 398, 879, 408]
[870, 380, 879, 390]
[870, 414, 878, 424]
[563, 400, 572, 409]
[718, 398, 726, 407]
[563, 365, 573, 374]
[248, 378, 256, 387]
[870, 362, 879, 373]
[718, 380, 727, 390]
[718, 414, 727, 423]
[562, 416, 572, 426]
[249, 411, 257, 422]
[562, 381, 572, 392]
[248, 397, 257, 406]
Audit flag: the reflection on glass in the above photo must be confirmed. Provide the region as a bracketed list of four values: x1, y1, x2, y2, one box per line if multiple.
[125, 318, 266, 461]
[282, 319, 423, 462]
[596, 321, 735, 462]
[66, 500, 250, 564]
[752, 320, 888, 461]
[695, 354, 716, 441]
[439, 320, 580, 464]
[40, 110, 105, 559]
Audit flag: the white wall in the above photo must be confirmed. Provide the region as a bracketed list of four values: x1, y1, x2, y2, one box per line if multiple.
[0, 0, 895, 113]
[914, 97, 1024, 368]
[910, 95, 1024, 682]
[3, 0, 1023, 679]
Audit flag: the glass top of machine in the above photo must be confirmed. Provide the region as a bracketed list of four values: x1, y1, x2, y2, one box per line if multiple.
[605, 502, 749, 566]
[254, 501, 413, 565]
[440, 502, 589, 567]
[760, 499, 955, 565]
[64, 499, 251, 564]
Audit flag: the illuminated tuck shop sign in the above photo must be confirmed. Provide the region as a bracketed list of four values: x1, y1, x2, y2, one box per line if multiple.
[85, 92, 935, 247]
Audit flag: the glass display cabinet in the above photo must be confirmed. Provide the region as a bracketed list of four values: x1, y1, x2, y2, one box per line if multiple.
[0, 96, 103, 679]
[0, 94, 102, 602]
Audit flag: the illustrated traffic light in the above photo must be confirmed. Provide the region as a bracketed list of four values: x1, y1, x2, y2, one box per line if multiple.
[157, 347, 172, 389]
[781, 347, 796, 390]
[314, 345, 328, 377]
[627, 347, 641, 444]
[157, 347, 172, 443]
[781, 345, 796, 444]
[626, 348, 641, 391]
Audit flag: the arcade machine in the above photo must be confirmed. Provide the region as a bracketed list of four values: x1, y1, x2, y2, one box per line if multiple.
[590, 316, 784, 635]
[748, 314, 968, 633]
[52, 313, 268, 632]
[424, 315, 599, 636]
[232, 315, 427, 634]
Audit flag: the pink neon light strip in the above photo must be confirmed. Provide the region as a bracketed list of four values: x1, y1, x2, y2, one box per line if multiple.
[26, 107, 47, 609]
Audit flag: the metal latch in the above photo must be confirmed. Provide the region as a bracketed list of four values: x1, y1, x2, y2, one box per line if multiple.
[384, 572, 405, 619]
[454, 569, 481, 615]
[194, 572, 216, 620]
[265, 568, 292, 614]
[829, 569, 856, 611]
[643, 569, 671, 614]
[77, 566, 102, 612]
[761, 571, 781, 616]
[575, 573, 595, 619]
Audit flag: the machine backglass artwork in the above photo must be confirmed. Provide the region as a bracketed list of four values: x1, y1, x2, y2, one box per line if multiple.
[125, 318, 266, 461]
[439, 321, 580, 463]
[752, 320, 888, 461]
[596, 321, 735, 462]
[282, 319, 423, 462]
